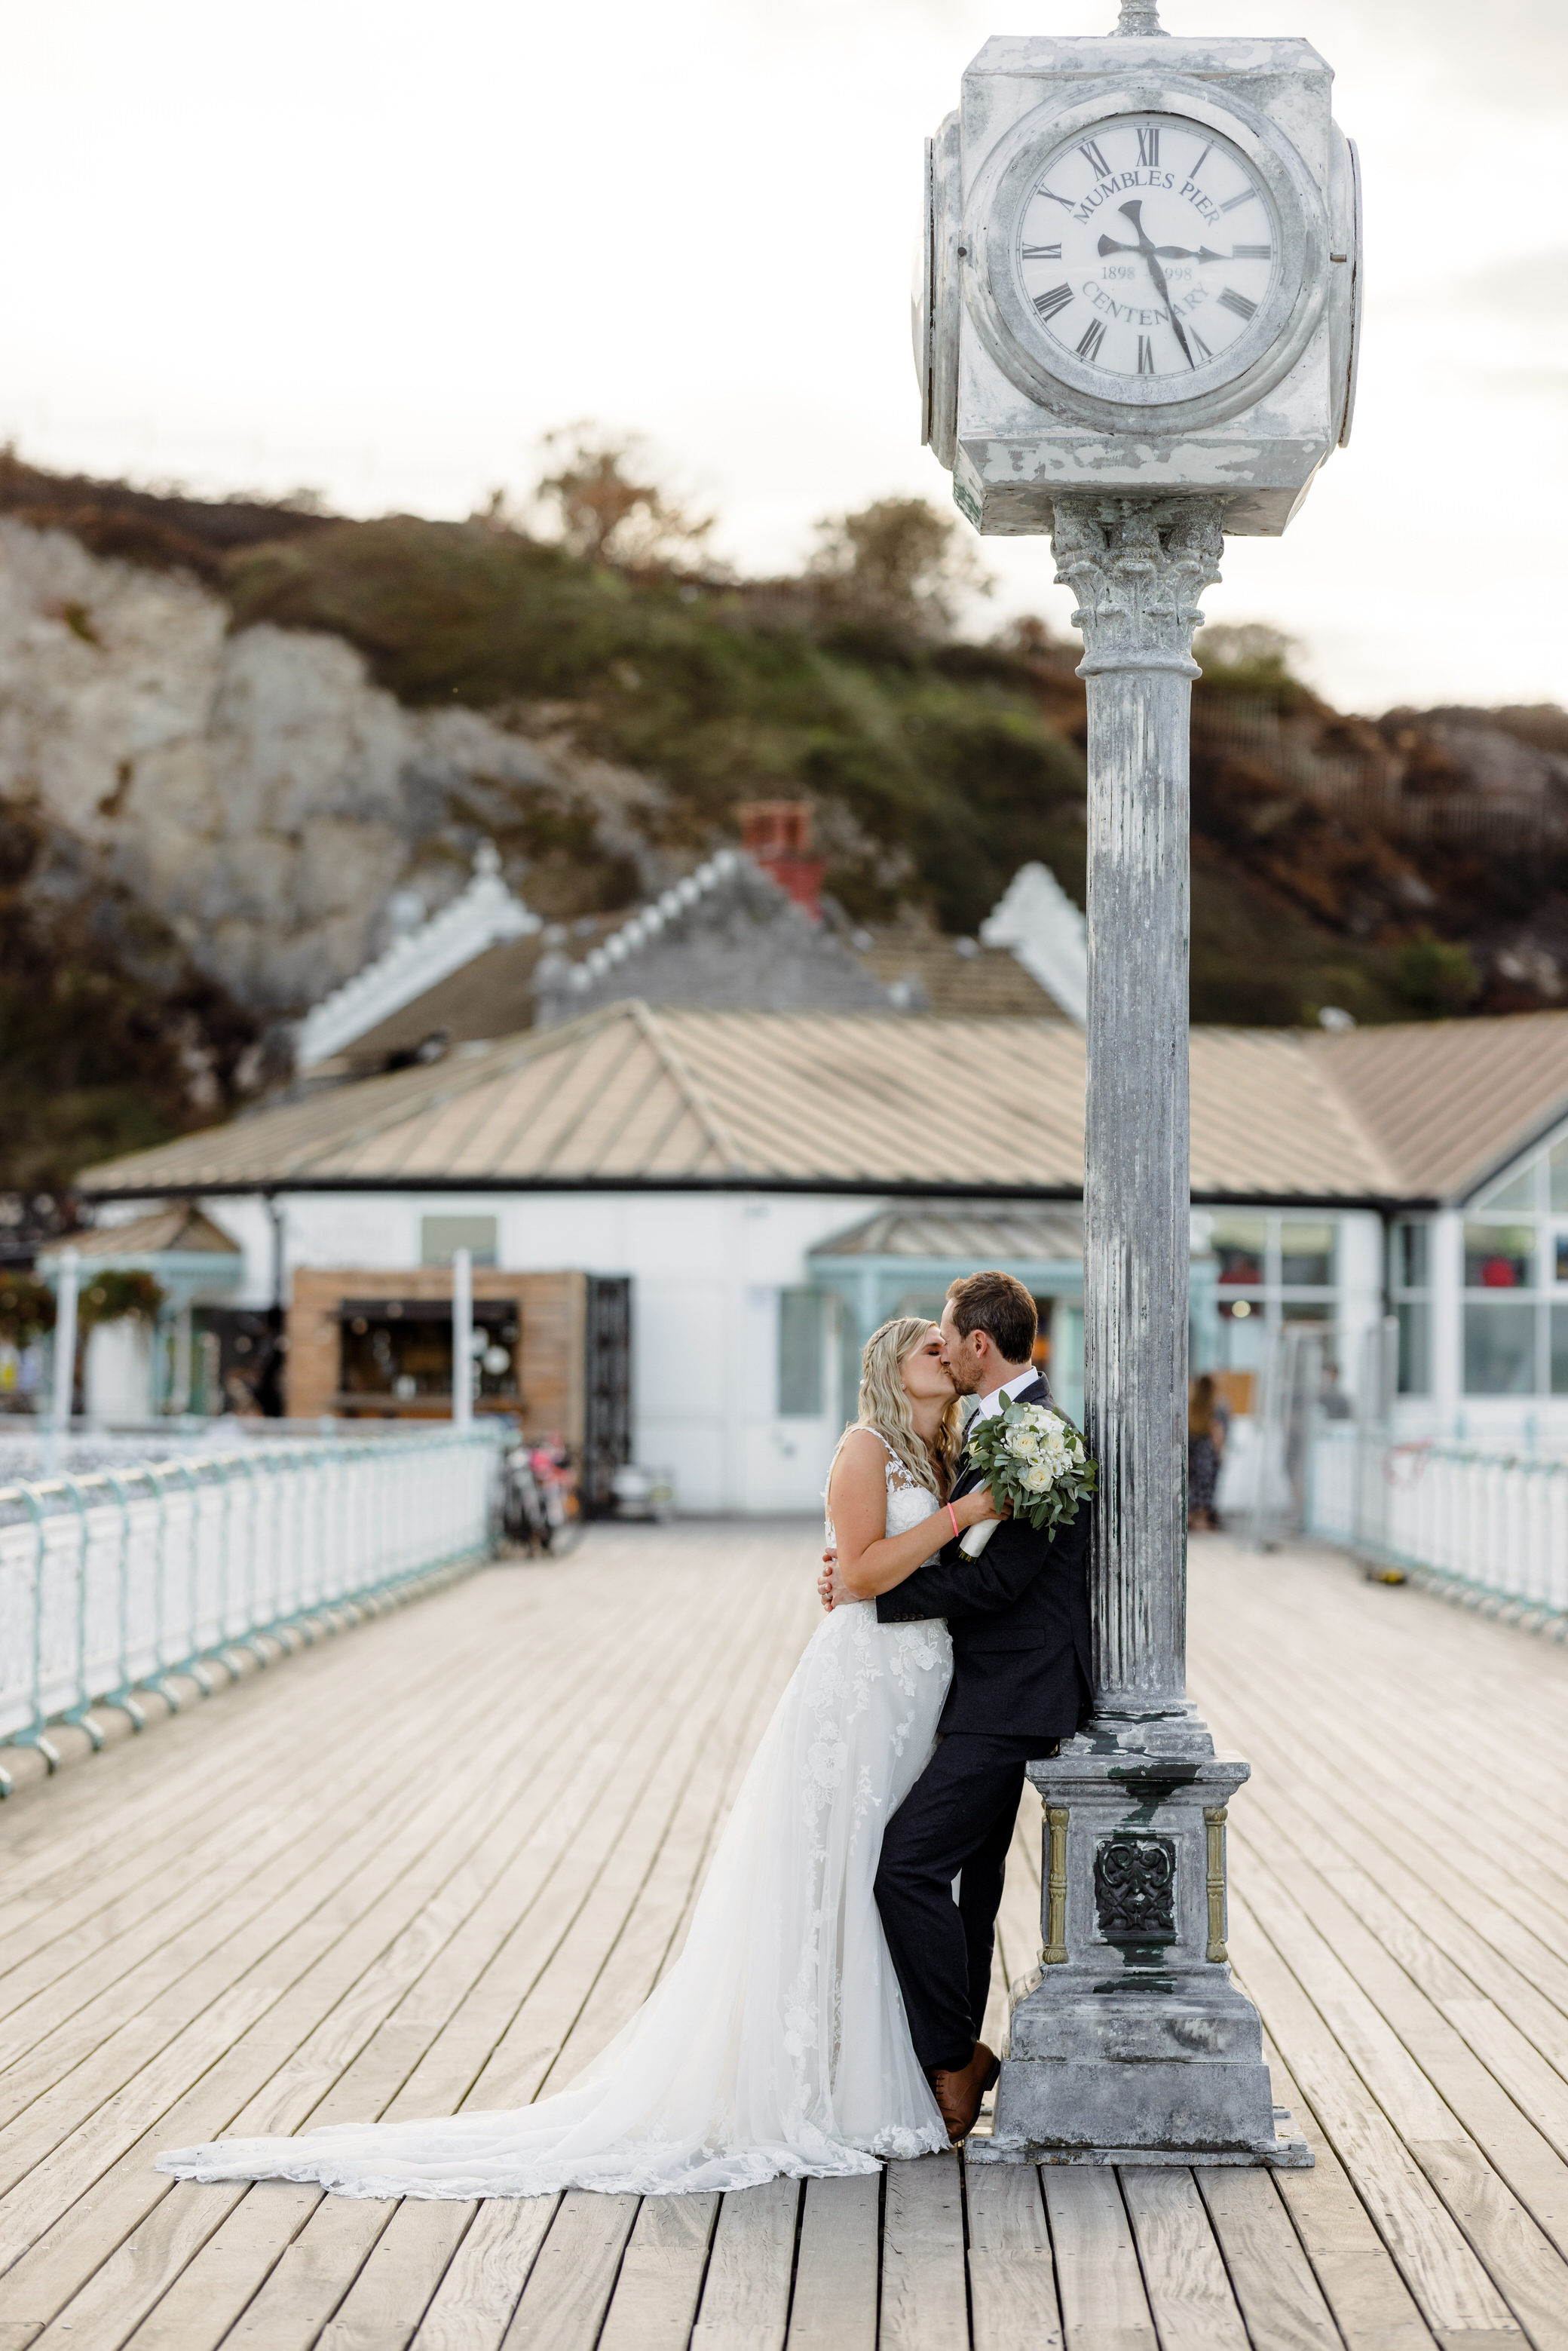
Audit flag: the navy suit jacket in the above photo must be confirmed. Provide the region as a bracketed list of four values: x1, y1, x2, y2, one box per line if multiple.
[876, 1375, 1093, 1739]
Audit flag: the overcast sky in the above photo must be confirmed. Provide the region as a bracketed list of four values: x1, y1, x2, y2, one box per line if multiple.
[0, 0, 1563, 713]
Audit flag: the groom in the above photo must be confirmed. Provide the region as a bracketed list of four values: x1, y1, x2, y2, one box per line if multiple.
[824, 1269, 1092, 2141]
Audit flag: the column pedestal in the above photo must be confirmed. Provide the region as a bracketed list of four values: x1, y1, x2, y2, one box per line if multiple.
[975, 495, 1307, 2169]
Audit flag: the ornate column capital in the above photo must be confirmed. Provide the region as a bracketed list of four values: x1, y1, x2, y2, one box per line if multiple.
[1051, 496, 1224, 679]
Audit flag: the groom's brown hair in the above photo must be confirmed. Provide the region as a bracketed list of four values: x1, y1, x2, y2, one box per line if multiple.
[946, 1270, 1039, 1366]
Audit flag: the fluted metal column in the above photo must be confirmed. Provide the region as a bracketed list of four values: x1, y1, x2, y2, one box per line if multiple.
[1051, 495, 1224, 1720]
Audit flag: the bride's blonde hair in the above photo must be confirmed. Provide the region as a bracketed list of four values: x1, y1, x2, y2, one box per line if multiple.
[844, 1315, 965, 1496]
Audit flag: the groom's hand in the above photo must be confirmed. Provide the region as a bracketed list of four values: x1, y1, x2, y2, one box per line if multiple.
[818, 1546, 841, 1610]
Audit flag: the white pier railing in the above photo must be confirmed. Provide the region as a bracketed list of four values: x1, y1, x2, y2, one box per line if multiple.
[1306, 1428, 1568, 1623]
[0, 1426, 502, 1777]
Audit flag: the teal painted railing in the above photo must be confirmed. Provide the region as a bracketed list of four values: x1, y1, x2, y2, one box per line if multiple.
[0, 1426, 504, 1785]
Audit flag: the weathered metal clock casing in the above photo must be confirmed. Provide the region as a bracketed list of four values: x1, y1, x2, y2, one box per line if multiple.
[915, 32, 1361, 536]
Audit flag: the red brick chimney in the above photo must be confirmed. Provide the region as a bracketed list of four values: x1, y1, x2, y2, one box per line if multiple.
[737, 799, 825, 921]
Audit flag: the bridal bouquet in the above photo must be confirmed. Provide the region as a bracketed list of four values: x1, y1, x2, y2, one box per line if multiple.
[958, 1399, 1097, 1558]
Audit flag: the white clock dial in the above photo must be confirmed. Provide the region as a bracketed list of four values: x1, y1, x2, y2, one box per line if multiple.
[1015, 114, 1277, 389]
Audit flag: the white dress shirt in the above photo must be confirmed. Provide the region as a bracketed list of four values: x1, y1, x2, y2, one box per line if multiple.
[971, 1366, 1040, 1422]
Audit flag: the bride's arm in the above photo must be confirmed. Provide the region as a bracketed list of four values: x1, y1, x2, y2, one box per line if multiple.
[830, 1433, 998, 1600]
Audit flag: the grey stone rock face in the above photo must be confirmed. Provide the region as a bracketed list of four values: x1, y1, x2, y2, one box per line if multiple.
[0, 519, 638, 1016]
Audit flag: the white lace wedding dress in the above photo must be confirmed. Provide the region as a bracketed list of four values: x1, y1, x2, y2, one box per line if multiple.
[156, 1440, 951, 2199]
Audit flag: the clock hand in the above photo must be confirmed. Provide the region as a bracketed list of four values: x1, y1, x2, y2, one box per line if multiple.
[1097, 234, 1224, 263]
[1117, 201, 1197, 371]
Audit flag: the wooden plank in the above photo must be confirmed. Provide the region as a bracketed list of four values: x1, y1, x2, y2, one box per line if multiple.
[498, 2189, 638, 2351]
[408, 2197, 558, 2351]
[1254, 2030, 1438, 2351]
[1227, 1890, 1524, 2345]
[308, 1573, 799, 2348]
[1039, 2170, 1156, 2351]
[880, 2153, 966, 2350]
[598, 2192, 718, 2351]
[690, 2178, 799, 2351]
[81, 1586, 728, 2350]
[0, 1592, 690, 2337]
[1119, 2169, 1248, 2351]
[1202, 1659, 1568, 2148]
[1230, 1832, 1568, 2341]
[964, 2161, 1062, 2351]
[118, 2185, 314, 2351]
[115, 1546, 795, 2351]
[786, 2172, 878, 2351]
[1195, 2171, 1340, 2351]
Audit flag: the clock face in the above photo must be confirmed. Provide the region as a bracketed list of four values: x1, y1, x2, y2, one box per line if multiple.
[1012, 113, 1279, 394]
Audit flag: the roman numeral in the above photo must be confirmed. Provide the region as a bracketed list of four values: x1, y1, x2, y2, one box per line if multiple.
[1035, 183, 1074, 210]
[1218, 287, 1257, 320]
[1191, 143, 1213, 179]
[1075, 319, 1107, 362]
[1079, 139, 1111, 180]
[1033, 282, 1073, 320]
[1232, 244, 1272, 260]
[1022, 244, 1062, 259]
[1220, 189, 1257, 213]
[1137, 336, 1156, 375]
[1136, 127, 1159, 167]
[1190, 330, 1213, 361]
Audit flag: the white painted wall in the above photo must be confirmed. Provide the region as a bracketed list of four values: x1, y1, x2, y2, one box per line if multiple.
[212, 1185, 872, 1515]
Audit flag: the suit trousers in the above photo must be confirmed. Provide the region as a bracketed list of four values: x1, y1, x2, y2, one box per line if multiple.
[874, 1730, 1046, 2074]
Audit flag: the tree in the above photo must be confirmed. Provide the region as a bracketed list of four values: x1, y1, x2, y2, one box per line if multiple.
[534, 428, 715, 572]
[809, 496, 991, 631]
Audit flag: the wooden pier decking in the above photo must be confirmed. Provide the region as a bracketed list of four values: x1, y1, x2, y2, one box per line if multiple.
[1, 1521, 1566, 2349]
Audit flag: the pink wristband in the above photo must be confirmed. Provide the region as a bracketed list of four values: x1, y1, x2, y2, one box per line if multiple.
[947, 1501, 960, 1541]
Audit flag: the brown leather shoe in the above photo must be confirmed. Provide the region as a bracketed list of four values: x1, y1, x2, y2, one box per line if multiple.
[926, 2040, 1001, 2143]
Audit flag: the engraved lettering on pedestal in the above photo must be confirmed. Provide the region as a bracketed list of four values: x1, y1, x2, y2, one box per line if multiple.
[1043, 1807, 1070, 1963]
[1093, 1835, 1177, 1942]
[1204, 1804, 1229, 1962]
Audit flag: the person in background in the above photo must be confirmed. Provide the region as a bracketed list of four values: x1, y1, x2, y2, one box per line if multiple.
[1187, 1373, 1230, 1532]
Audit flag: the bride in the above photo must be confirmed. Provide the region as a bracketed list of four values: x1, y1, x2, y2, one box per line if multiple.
[156, 1316, 1002, 2201]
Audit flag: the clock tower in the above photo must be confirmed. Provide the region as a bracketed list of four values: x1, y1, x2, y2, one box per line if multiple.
[916, 2, 1361, 533]
[918, 5, 1356, 2172]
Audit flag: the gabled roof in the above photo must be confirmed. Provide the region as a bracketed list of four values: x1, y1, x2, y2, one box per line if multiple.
[812, 1203, 1085, 1261]
[43, 1205, 242, 1258]
[75, 1000, 1568, 1206]
[1304, 1013, 1568, 1203]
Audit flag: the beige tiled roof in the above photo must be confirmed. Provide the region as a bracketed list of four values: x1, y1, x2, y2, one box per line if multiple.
[813, 1203, 1085, 1260]
[45, 1205, 242, 1258]
[1305, 1013, 1568, 1202]
[846, 932, 1067, 1019]
[73, 1002, 1568, 1205]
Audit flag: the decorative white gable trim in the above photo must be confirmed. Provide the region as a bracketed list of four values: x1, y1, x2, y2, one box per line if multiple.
[981, 863, 1089, 1025]
[549, 851, 746, 1001]
[296, 844, 540, 1069]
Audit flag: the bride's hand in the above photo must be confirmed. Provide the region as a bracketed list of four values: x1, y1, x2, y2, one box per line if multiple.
[952, 1484, 1008, 1530]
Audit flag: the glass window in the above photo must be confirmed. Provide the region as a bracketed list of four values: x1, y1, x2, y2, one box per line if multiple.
[1280, 1221, 1335, 1287]
[779, 1289, 825, 1416]
[1464, 1301, 1536, 1395]
[421, 1215, 498, 1268]
[1216, 1296, 1266, 1370]
[1478, 1163, 1538, 1212]
[1553, 1141, 1568, 1215]
[1393, 1221, 1429, 1290]
[1396, 1301, 1431, 1395]
[1554, 1307, 1568, 1396]
[1464, 1225, 1534, 1289]
[1211, 1218, 1266, 1288]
